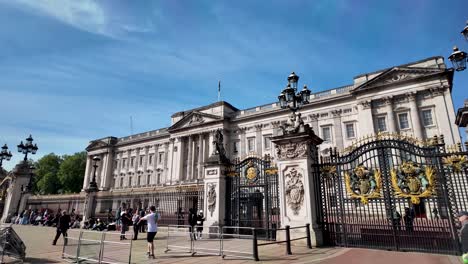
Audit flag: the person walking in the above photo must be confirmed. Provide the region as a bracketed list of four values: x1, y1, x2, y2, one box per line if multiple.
[120, 208, 131, 240]
[132, 211, 141, 240]
[404, 207, 414, 232]
[52, 210, 71, 246]
[188, 208, 197, 240]
[138, 206, 159, 259]
[196, 210, 205, 240]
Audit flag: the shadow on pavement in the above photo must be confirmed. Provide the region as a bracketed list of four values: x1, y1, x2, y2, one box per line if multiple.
[24, 257, 61, 263]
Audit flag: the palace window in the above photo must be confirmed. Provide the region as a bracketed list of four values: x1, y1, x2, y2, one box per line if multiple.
[233, 141, 239, 153]
[147, 175, 151, 185]
[398, 113, 410, 130]
[345, 123, 355, 139]
[158, 152, 164, 164]
[321, 126, 332, 143]
[122, 159, 126, 168]
[247, 137, 255, 152]
[157, 173, 161, 184]
[422, 109, 434, 126]
[138, 175, 141, 186]
[149, 154, 153, 165]
[130, 157, 135, 167]
[376, 116, 387, 132]
[139, 156, 143, 166]
[120, 177, 124, 188]
[128, 177, 132, 187]
[264, 135, 272, 150]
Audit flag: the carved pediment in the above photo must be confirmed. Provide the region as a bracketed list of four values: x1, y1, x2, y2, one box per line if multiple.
[169, 111, 221, 131]
[352, 67, 444, 92]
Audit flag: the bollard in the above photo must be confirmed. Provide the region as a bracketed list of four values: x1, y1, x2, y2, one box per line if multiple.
[306, 223, 312, 249]
[252, 228, 259, 261]
[285, 225, 292, 255]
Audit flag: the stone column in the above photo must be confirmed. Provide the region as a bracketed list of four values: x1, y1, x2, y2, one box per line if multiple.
[383, 97, 396, 132]
[308, 114, 319, 134]
[102, 150, 114, 190]
[357, 100, 374, 135]
[203, 152, 228, 227]
[187, 136, 193, 181]
[240, 127, 247, 157]
[198, 134, 204, 179]
[82, 157, 92, 190]
[164, 141, 170, 183]
[407, 92, 423, 139]
[331, 110, 344, 150]
[178, 138, 185, 182]
[255, 124, 263, 156]
[144, 146, 149, 172]
[191, 136, 197, 181]
[271, 130, 324, 246]
[153, 144, 159, 185]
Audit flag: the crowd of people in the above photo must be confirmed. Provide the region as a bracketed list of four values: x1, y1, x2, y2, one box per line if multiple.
[6, 208, 81, 228]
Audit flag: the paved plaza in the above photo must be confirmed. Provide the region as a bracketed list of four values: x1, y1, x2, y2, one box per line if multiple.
[4, 225, 463, 264]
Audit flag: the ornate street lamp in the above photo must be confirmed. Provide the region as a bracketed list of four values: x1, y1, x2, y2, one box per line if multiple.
[449, 46, 467, 72]
[17, 135, 38, 161]
[0, 144, 13, 168]
[278, 72, 311, 113]
[461, 20, 468, 41]
[87, 156, 101, 193]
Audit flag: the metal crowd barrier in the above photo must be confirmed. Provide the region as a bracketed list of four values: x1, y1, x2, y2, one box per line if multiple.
[62, 229, 81, 263]
[62, 230, 132, 264]
[165, 225, 194, 254]
[192, 225, 221, 256]
[221, 226, 257, 260]
[0, 224, 26, 263]
[163, 224, 313, 261]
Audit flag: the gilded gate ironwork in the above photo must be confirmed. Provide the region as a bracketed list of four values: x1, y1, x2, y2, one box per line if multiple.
[316, 133, 468, 255]
[225, 154, 280, 240]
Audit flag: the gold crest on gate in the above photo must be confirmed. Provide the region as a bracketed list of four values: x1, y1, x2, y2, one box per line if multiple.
[245, 161, 258, 183]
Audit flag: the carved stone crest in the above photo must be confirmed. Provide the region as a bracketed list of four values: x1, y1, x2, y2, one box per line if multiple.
[207, 169, 218, 175]
[207, 183, 217, 217]
[285, 167, 304, 215]
[275, 142, 308, 160]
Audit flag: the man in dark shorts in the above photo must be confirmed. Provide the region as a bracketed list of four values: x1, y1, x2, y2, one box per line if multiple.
[138, 206, 159, 259]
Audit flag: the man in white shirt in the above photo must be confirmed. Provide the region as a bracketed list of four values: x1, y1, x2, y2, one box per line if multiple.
[138, 205, 159, 259]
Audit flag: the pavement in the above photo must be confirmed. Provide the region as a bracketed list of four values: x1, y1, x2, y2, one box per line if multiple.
[6, 225, 464, 264]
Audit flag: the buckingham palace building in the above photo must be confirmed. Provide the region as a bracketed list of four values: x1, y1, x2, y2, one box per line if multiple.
[78, 55, 461, 224]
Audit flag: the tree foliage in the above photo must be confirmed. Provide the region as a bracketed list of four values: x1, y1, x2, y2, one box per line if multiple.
[34, 153, 62, 194]
[33, 152, 86, 194]
[57, 152, 86, 193]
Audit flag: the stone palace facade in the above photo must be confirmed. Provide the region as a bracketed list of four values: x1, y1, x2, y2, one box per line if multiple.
[80, 56, 460, 216]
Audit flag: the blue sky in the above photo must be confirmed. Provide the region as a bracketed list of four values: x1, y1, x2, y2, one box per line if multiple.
[0, 0, 467, 170]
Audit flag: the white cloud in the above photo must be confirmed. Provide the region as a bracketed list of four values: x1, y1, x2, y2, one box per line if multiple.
[14, 0, 108, 35]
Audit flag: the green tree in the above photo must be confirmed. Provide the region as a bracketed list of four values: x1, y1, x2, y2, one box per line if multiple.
[34, 153, 62, 194]
[57, 152, 86, 193]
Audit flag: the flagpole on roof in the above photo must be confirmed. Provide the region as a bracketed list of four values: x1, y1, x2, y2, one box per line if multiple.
[218, 80, 221, 102]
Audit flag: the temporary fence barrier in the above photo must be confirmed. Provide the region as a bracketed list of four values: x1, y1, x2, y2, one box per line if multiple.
[100, 232, 132, 264]
[192, 225, 221, 256]
[62, 229, 81, 263]
[165, 225, 194, 254]
[62, 230, 132, 264]
[0, 224, 26, 263]
[221, 226, 257, 261]
[163, 224, 312, 261]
